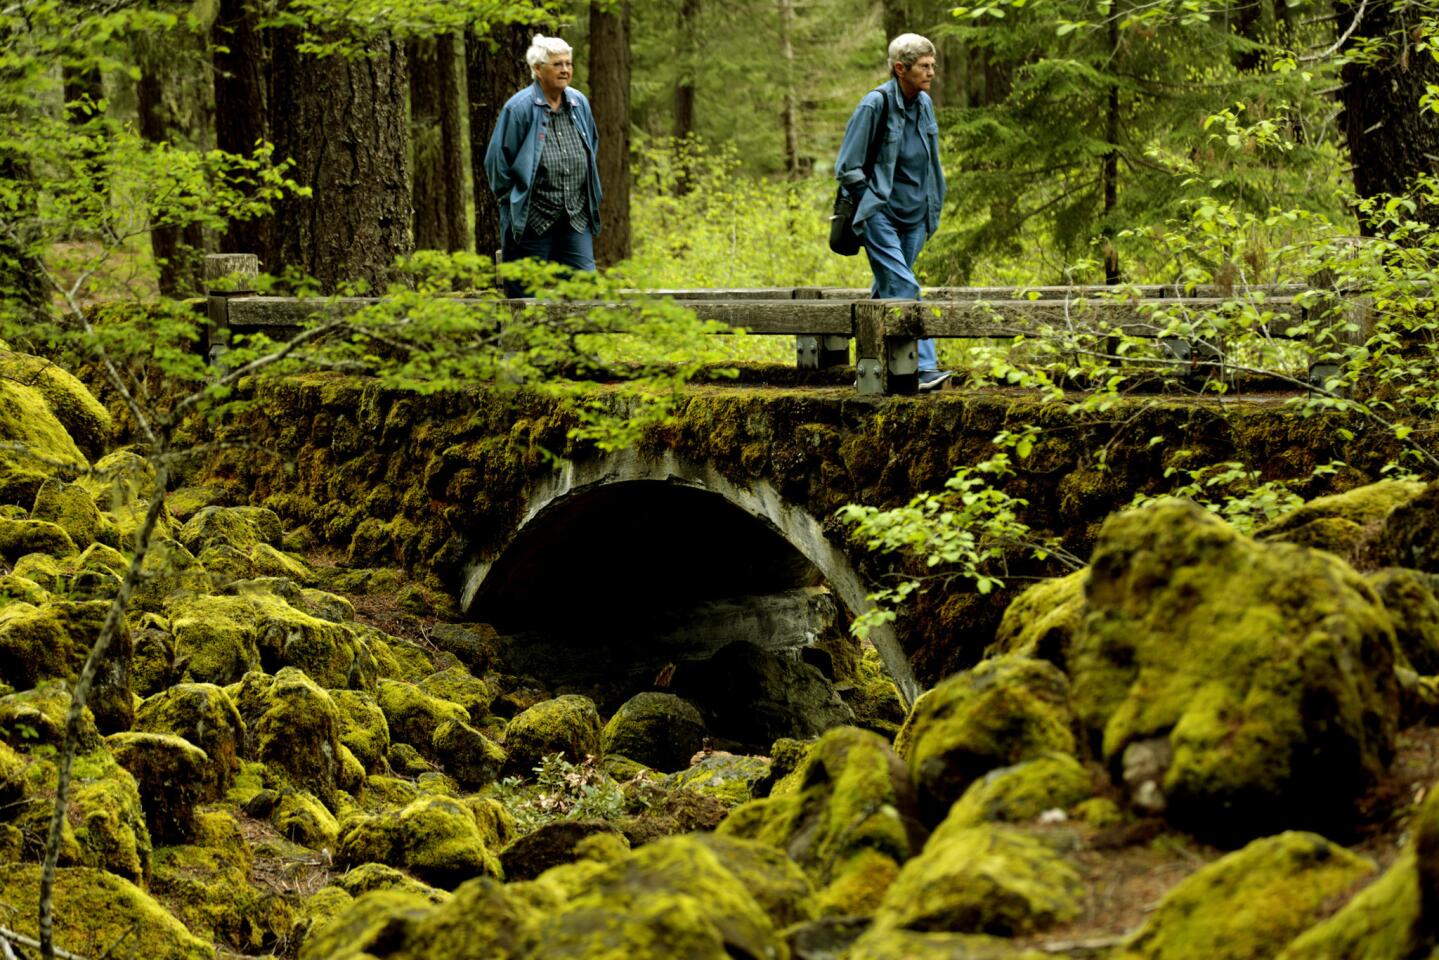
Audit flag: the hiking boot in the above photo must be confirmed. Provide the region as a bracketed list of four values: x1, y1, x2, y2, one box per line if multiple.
[918, 370, 953, 392]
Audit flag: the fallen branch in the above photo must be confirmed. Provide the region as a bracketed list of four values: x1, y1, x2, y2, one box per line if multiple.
[0, 925, 89, 960]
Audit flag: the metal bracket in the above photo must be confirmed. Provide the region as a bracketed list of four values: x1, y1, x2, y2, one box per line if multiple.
[856, 358, 883, 395]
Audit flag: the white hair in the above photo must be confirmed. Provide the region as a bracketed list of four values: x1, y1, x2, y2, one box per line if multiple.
[887, 33, 935, 71]
[526, 35, 573, 75]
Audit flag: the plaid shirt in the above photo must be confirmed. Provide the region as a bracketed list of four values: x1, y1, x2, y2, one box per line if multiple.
[525, 104, 591, 236]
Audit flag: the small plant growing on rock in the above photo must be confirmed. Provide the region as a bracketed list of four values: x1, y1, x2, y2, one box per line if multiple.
[494, 754, 626, 834]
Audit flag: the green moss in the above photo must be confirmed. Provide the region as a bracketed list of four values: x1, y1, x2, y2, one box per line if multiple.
[1073, 500, 1401, 841]
[249, 592, 368, 689]
[0, 372, 89, 506]
[11, 748, 153, 882]
[7, 555, 61, 592]
[945, 753, 1095, 829]
[466, 796, 519, 850]
[377, 679, 469, 751]
[164, 485, 228, 522]
[77, 540, 126, 575]
[1367, 567, 1439, 675]
[840, 642, 908, 738]
[336, 795, 502, 889]
[331, 689, 391, 772]
[600, 692, 708, 773]
[1114, 832, 1375, 960]
[666, 752, 770, 807]
[388, 876, 534, 959]
[233, 668, 345, 804]
[179, 504, 284, 553]
[32, 477, 113, 548]
[333, 861, 450, 903]
[166, 594, 263, 685]
[106, 731, 211, 841]
[1257, 480, 1425, 540]
[134, 682, 245, 796]
[0, 516, 78, 561]
[0, 864, 211, 960]
[417, 665, 493, 717]
[849, 929, 1051, 960]
[987, 569, 1088, 662]
[431, 718, 507, 789]
[251, 541, 315, 583]
[274, 789, 341, 849]
[895, 655, 1077, 825]
[297, 888, 435, 960]
[358, 774, 420, 811]
[301, 587, 356, 623]
[503, 694, 603, 775]
[811, 846, 899, 917]
[0, 599, 131, 731]
[1072, 796, 1125, 828]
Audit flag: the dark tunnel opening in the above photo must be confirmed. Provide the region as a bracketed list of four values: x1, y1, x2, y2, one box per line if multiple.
[469, 480, 858, 743]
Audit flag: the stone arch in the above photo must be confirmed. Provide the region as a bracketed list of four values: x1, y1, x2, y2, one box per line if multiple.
[459, 448, 920, 707]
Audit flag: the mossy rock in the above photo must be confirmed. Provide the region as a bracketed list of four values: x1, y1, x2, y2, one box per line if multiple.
[232, 668, 344, 804]
[0, 353, 111, 457]
[894, 654, 1078, 825]
[166, 594, 263, 685]
[389, 741, 437, 776]
[164, 484, 229, 522]
[301, 587, 357, 623]
[131, 539, 213, 614]
[356, 876, 535, 960]
[873, 820, 1081, 936]
[1073, 500, 1401, 841]
[468, 796, 519, 851]
[0, 572, 50, 605]
[107, 731, 212, 841]
[13, 747, 153, 882]
[334, 861, 450, 903]
[370, 633, 437, 682]
[987, 569, 1087, 662]
[849, 929, 1050, 960]
[667, 751, 771, 807]
[0, 864, 212, 960]
[1257, 479, 1425, 542]
[134, 682, 245, 796]
[0, 598, 132, 731]
[297, 887, 436, 960]
[249, 593, 370, 689]
[1113, 831, 1375, 960]
[336, 794, 502, 889]
[10, 552, 63, 591]
[1372, 482, 1439, 573]
[600, 691, 708, 773]
[0, 516, 78, 561]
[32, 477, 113, 548]
[718, 725, 924, 910]
[274, 789, 341, 849]
[944, 752, 1096, 829]
[197, 543, 254, 584]
[498, 819, 625, 882]
[358, 774, 420, 811]
[179, 504, 284, 553]
[839, 643, 909, 738]
[76, 540, 126, 576]
[377, 678, 469, 752]
[425, 621, 501, 674]
[251, 541, 315, 583]
[417, 665, 493, 717]
[1367, 568, 1439, 676]
[332, 688, 391, 772]
[0, 372, 89, 506]
[1276, 784, 1439, 960]
[431, 718, 506, 789]
[0, 682, 101, 752]
[502, 694, 603, 776]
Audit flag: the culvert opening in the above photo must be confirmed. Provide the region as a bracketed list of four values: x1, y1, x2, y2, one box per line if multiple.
[469, 480, 860, 747]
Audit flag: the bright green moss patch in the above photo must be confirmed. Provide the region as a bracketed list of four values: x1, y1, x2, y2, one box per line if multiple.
[945, 752, 1095, 829]
[987, 569, 1087, 663]
[502, 694, 602, 776]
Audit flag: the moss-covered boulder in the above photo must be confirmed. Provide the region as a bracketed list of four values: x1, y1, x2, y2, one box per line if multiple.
[718, 725, 924, 915]
[0, 370, 89, 506]
[107, 731, 211, 841]
[498, 819, 625, 882]
[336, 794, 502, 889]
[502, 694, 603, 775]
[332, 688, 391, 773]
[417, 665, 493, 717]
[987, 569, 1087, 663]
[298, 887, 437, 960]
[1276, 784, 1439, 960]
[0, 682, 100, 751]
[134, 682, 245, 796]
[274, 789, 341, 849]
[432, 718, 506, 789]
[167, 594, 263, 685]
[0, 353, 112, 459]
[250, 593, 369, 689]
[944, 752, 1095, 829]
[1257, 479, 1424, 545]
[668, 751, 772, 807]
[0, 864, 212, 960]
[600, 691, 708, 773]
[32, 477, 112, 548]
[894, 655, 1078, 825]
[692, 832, 816, 930]
[0, 571, 49, 605]
[178, 504, 284, 554]
[0, 598, 132, 731]
[377, 679, 469, 752]
[251, 541, 314, 583]
[426, 621, 501, 674]
[1367, 568, 1439, 676]
[1112, 831, 1375, 960]
[131, 539, 213, 614]
[233, 668, 344, 803]
[0, 517, 77, 561]
[1073, 500, 1401, 841]
[849, 929, 1050, 960]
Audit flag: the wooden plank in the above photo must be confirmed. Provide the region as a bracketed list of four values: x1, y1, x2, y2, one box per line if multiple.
[807, 284, 1307, 301]
[904, 297, 1306, 339]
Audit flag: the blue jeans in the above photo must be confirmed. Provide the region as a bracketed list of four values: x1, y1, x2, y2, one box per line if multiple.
[861, 210, 938, 372]
[501, 221, 596, 298]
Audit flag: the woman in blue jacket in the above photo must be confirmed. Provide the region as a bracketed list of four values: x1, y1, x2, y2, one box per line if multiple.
[835, 34, 950, 390]
[484, 35, 603, 298]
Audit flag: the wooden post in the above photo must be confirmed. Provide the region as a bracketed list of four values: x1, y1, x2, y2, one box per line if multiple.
[794, 287, 849, 369]
[204, 253, 259, 365]
[854, 300, 919, 395]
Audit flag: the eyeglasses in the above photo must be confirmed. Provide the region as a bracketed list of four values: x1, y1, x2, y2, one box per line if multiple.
[906, 62, 937, 74]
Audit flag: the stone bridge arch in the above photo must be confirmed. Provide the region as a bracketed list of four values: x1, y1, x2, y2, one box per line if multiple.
[458, 447, 921, 707]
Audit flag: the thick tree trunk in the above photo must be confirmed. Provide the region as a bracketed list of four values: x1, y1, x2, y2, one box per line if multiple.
[212, 0, 273, 262]
[589, 2, 631, 266]
[673, 0, 700, 194]
[1102, 17, 1120, 285]
[467, 22, 534, 261]
[1339, 0, 1439, 233]
[270, 30, 413, 293]
[409, 34, 469, 252]
[136, 34, 207, 297]
[777, 0, 800, 177]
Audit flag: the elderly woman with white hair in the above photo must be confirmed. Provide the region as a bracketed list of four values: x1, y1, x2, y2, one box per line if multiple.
[835, 33, 950, 390]
[484, 34, 603, 298]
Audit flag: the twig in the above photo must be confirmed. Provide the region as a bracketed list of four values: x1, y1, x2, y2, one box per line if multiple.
[1299, 0, 1367, 63]
[1039, 933, 1129, 953]
[0, 926, 88, 960]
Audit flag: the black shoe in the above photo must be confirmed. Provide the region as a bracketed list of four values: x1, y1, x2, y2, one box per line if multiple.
[918, 370, 953, 392]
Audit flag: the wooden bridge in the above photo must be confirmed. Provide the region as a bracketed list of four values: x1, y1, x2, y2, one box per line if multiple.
[203, 254, 1356, 396]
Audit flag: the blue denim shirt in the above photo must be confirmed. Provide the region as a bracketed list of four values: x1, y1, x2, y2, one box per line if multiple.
[834, 78, 945, 235]
[484, 81, 603, 240]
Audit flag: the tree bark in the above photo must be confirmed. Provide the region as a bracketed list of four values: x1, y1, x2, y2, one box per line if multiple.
[136, 32, 207, 297]
[269, 29, 413, 293]
[212, 0, 273, 262]
[1339, 0, 1439, 233]
[467, 22, 534, 261]
[674, 0, 700, 193]
[409, 34, 469, 252]
[589, 1, 631, 266]
[1102, 16, 1120, 285]
[777, 0, 800, 177]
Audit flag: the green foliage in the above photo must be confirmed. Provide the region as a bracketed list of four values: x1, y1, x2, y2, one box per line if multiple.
[492, 753, 626, 833]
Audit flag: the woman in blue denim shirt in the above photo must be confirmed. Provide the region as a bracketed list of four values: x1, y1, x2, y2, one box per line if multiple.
[484, 35, 604, 298]
[835, 34, 950, 390]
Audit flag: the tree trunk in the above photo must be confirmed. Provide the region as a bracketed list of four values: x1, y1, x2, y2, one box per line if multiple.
[1102, 17, 1120, 285]
[270, 29, 413, 293]
[673, 0, 700, 193]
[589, 1, 631, 266]
[777, 0, 800, 177]
[467, 22, 534, 261]
[136, 33, 207, 297]
[1339, 0, 1439, 233]
[409, 34, 469, 252]
[212, 0, 272, 262]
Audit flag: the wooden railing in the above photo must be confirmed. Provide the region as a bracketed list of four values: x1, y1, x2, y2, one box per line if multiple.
[203, 254, 1338, 396]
